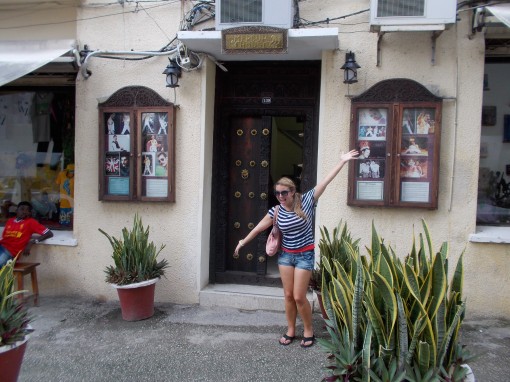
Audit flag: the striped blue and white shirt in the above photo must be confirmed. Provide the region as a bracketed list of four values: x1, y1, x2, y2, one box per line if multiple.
[268, 189, 316, 251]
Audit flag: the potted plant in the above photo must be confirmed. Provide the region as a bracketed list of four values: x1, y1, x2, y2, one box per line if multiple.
[0, 259, 33, 382]
[99, 213, 169, 321]
[318, 219, 475, 382]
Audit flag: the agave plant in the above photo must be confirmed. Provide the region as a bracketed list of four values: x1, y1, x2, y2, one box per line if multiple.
[99, 213, 169, 285]
[318, 219, 469, 382]
[314, 220, 360, 293]
[0, 260, 32, 348]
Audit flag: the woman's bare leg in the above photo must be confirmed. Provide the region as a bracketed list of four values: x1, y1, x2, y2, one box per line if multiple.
[279, 264, 297, 344]
[294, 268, 314, 346]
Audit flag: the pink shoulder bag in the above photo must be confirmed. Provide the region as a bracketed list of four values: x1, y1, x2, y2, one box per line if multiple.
[266, 205, 282, 256]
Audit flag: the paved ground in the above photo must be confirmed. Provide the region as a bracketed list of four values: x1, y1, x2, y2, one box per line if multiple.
[16, 297, 510, 382]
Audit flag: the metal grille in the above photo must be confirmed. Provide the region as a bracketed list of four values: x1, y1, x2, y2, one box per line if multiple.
[220, 0, 262, 23]
[377, 0, 424, 17]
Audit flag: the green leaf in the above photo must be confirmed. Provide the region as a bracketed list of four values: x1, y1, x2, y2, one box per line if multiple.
[450, 253, 464, 298]
[418, 341, 431, 377]
[362, 323, 373, 382]
[427, 253, 447, 321]
[374, 272, 397, 339]
[352, 255, 364, 350]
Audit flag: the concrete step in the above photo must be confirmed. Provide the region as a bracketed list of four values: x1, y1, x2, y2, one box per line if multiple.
[199, 284, 317, 312]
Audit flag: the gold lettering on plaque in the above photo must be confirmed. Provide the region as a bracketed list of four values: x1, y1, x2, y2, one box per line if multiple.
[222, 27, 287, 55]
[225, 33, 284, 50]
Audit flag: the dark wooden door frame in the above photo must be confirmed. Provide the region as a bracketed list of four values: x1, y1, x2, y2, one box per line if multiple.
[209, 61, 321, 286]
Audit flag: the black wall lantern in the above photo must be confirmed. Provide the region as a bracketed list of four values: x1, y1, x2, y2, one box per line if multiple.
[341, 51, 360, 84]
[162, 58, 182, 88]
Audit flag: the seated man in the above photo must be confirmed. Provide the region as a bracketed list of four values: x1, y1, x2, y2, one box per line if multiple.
[0, 201, 54, 268]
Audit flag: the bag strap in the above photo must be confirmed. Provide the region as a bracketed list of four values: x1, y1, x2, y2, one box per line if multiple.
[273, 205, 280, 227]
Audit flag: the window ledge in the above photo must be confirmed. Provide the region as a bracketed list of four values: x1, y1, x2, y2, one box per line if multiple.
[40, 230, 77, 247]
[1, 227, 77, 247]
[469, 226, 510, 244]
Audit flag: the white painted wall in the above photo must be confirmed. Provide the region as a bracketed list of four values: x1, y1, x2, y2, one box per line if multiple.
[2, 0, 508, 317]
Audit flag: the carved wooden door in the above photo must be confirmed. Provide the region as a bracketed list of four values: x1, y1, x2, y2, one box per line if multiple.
[227, 115, 272, 274]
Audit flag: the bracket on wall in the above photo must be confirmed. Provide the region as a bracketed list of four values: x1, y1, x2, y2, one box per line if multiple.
[376, 32, 385, 67]
[431, 30, 443, 66]
[377, 30, 444, 67]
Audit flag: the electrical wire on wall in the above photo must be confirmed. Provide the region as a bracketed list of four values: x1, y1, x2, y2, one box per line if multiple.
[75, 1, 375, 80]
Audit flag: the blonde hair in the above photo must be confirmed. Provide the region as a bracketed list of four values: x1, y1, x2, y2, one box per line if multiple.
[275, 177, 306, 220]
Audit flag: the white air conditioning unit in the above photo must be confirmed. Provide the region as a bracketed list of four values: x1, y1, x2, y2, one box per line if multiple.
[215, 0, 295, 30]
[370, 0, 457, 30]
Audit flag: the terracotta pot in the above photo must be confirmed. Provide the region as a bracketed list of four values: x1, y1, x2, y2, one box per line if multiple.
[112, 278, 158, 321]
[0, 338, 28, 382]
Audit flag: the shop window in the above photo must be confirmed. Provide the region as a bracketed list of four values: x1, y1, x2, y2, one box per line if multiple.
[0, 89, 75, 229]
[98, 86, 176, 202]
[348, 79, 442, 209]
[477, 62, 510, 227]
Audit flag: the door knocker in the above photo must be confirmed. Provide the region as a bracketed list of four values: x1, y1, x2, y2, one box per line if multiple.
[241, 169, 249, 179]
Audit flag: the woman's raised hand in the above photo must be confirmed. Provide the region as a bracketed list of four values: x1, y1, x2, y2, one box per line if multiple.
[341, 149, 360, 162]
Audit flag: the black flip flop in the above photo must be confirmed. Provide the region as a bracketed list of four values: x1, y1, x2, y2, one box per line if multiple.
[279, 334, 295, 346]
[300, 335, 315, 348]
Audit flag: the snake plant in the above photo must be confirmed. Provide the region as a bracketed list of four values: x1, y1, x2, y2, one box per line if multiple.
[99, 213, 169, 285]
[0, 260, 32, 347]
[318, 220, 469, 382]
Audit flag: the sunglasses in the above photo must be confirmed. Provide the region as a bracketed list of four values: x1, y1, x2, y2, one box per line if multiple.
[274, 190, 290, 197]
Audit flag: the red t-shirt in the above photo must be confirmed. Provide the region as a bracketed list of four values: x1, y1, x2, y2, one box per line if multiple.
[0, 217, 50, 258]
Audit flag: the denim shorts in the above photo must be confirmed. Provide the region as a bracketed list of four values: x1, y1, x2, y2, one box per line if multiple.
[278, 250, 315, 271]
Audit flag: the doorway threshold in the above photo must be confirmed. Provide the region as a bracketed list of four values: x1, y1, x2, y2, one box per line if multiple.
[200, 283, 315, 312]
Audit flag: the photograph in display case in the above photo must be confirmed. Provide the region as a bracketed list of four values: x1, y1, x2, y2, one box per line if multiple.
[402, 108, 436, 134]
[358, 140, 386, 160]
[359, 108, 387, 126]
[357, 125, 386, 140]
[104, 112, 131, 135]
[358, 108, 387, 141]
[401, 136, 429, 156]
[144, 134, 167, 153]
[142, 152, 155, 176]
[107, 134, 129, 152]
[154, 151, 168, 177]
[119, 152, 130, 177]
[141, 112, 169, 135]
[400, 158, 428, 179]
[358, 159, 384, 179]
[105, 152, 120, 176]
